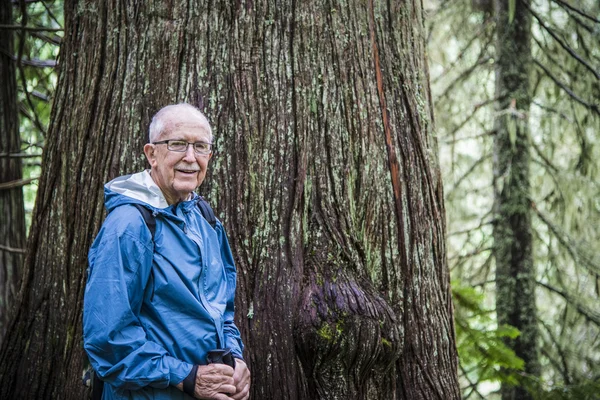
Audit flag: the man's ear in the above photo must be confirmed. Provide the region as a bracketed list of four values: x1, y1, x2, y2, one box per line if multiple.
[143, 143, 156, 167]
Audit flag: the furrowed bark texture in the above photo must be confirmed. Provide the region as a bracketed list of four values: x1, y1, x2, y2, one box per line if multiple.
[493, 0, 540, 398]
[0, 1, 459, 398]
[0, 0, 26, 345]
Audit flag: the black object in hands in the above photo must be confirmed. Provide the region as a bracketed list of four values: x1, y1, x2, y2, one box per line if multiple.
[207, 348, 236, 369]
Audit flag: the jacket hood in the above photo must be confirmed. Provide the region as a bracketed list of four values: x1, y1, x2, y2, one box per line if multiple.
[104, 170, 198, 212]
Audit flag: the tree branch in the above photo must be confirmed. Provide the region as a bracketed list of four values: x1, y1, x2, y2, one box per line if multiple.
[550, 0, 600, 24]
[533, 59, 599, 115]
[538, 319, 572, 385]
[0, 177, 39, 190]
[537, 281, 600, 326]
[432, 18, 493, 85]
[30, 30, 62, 45]
[0, 152, 42, 158]
[438, 56, 492, 101]
[526, 3, 600, 80]
[446, 153, 492, 197]
[531, 100, 573, 124]
[0, 24, 63, 32]
[0, 244, 26, 254]
[533, 203, 600, 277]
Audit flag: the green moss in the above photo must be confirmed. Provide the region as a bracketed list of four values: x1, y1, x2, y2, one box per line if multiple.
[318, 324, 334, 341]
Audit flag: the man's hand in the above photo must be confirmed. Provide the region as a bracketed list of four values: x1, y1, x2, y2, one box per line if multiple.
[176, 363, 236, 399]
[231, 359, 251, 400]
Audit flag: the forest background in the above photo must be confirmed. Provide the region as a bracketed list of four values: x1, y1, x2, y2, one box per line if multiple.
[0, 0, 598, 399]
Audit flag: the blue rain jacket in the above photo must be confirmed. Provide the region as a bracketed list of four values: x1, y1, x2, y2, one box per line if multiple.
[83, 171, 244, 399]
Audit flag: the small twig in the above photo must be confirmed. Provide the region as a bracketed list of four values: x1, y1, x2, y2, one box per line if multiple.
[537, 281, 600, 326]
[0, 244, 26, 254]
[550, 0, 600, 24]
[531, 100, 573, 123]
[0, 177, 39, 190]
[534, 59, 599, 115]
[442, 130, 494, 144]
[0, 152, 42, 158]
[446, 154, 492, 197]
[0, 24, 63, 32]
[525, 3, 600, 80]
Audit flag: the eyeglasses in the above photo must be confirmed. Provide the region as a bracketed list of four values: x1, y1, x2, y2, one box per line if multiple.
[152, 140, 213, 155]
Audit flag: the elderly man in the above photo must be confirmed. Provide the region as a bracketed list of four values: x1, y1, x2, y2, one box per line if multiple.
[83, 104, 250, 400]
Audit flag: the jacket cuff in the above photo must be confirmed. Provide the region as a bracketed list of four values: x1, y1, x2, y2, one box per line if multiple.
[182, 365, 198, 397]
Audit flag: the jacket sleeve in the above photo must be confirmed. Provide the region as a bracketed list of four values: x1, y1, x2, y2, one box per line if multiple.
[216, 221, 245, 360]
[83, 207, 192, 391]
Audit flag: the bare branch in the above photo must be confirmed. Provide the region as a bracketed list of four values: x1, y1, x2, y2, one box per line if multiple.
[442, 97, 497, 141]
[550, 0, 600, 24]
[538, 319, 572, 385]
[40, 0, 62, 28]
[18, 105, 47, 136]
[531, 100, 573, 123]
[526, 3, 600, 80]
[432, 18, 493, 85]
[446, 154, 492, 197]
[537, 281, 600, 326]
[449, 247, 492, 262]
[448, 218, 494, 237]
[438, 56, 492, 101]
[0, 46, 57, 68]
[459, 362, 487, 400]
[0, 177, 39, 190]
[0, 24, 63, 32]
[30, 30, 62, 45]
[10, 0, 45, 4]
[533, 59, 599, 115]
[532, 203, 600, 277]
[0, 152, 42, 158]
[442, 130, 495, 144]
[531, 139, 559, 173]
[0, 244, 26, 254]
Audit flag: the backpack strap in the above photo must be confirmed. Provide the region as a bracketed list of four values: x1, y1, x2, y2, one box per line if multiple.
[132, 203, 156, 239]
[132, 198, 215, 235]
[197, 196, 217, 228]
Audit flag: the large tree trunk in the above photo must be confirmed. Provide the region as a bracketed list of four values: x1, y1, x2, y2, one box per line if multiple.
[0, 1, 459, 399]
[493, 0, 539, 398]
[0, 0, 26, 345]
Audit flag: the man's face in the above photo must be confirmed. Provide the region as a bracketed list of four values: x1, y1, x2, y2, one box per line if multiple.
[144, 113, 212, 205]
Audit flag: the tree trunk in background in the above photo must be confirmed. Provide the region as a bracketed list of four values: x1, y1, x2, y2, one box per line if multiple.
[0, 1, 459, 398]
[493, 0, 539, 398]
[0, 0, 26, 345]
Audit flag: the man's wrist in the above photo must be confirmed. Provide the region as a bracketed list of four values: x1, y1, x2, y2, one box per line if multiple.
[182, 364, 198, 397]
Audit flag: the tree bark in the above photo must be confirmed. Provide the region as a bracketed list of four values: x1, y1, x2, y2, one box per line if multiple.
[493, 0, 540, 398]
[0, 0, 26, 345]
[0, 1, 459, 399]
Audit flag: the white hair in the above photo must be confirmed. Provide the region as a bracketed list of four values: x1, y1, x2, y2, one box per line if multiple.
[148, 103, 213, 143]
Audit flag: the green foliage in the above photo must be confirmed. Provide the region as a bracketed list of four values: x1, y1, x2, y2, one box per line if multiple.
[453, 282, 525, 388]
[11, 0, 63, 230]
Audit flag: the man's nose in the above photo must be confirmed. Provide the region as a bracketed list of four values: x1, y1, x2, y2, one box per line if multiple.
[182, 144, 197, 161]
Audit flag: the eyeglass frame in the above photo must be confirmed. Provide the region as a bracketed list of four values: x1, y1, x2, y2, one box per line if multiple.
[152, 139, 213, 155]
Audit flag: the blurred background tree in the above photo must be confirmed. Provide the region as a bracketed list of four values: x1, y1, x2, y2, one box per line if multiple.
[427, 0, 599, 398]
[0, 0, 62, 344]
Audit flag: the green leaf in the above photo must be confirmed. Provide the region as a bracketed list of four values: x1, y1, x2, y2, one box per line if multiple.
[509, 0, 516, 24]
